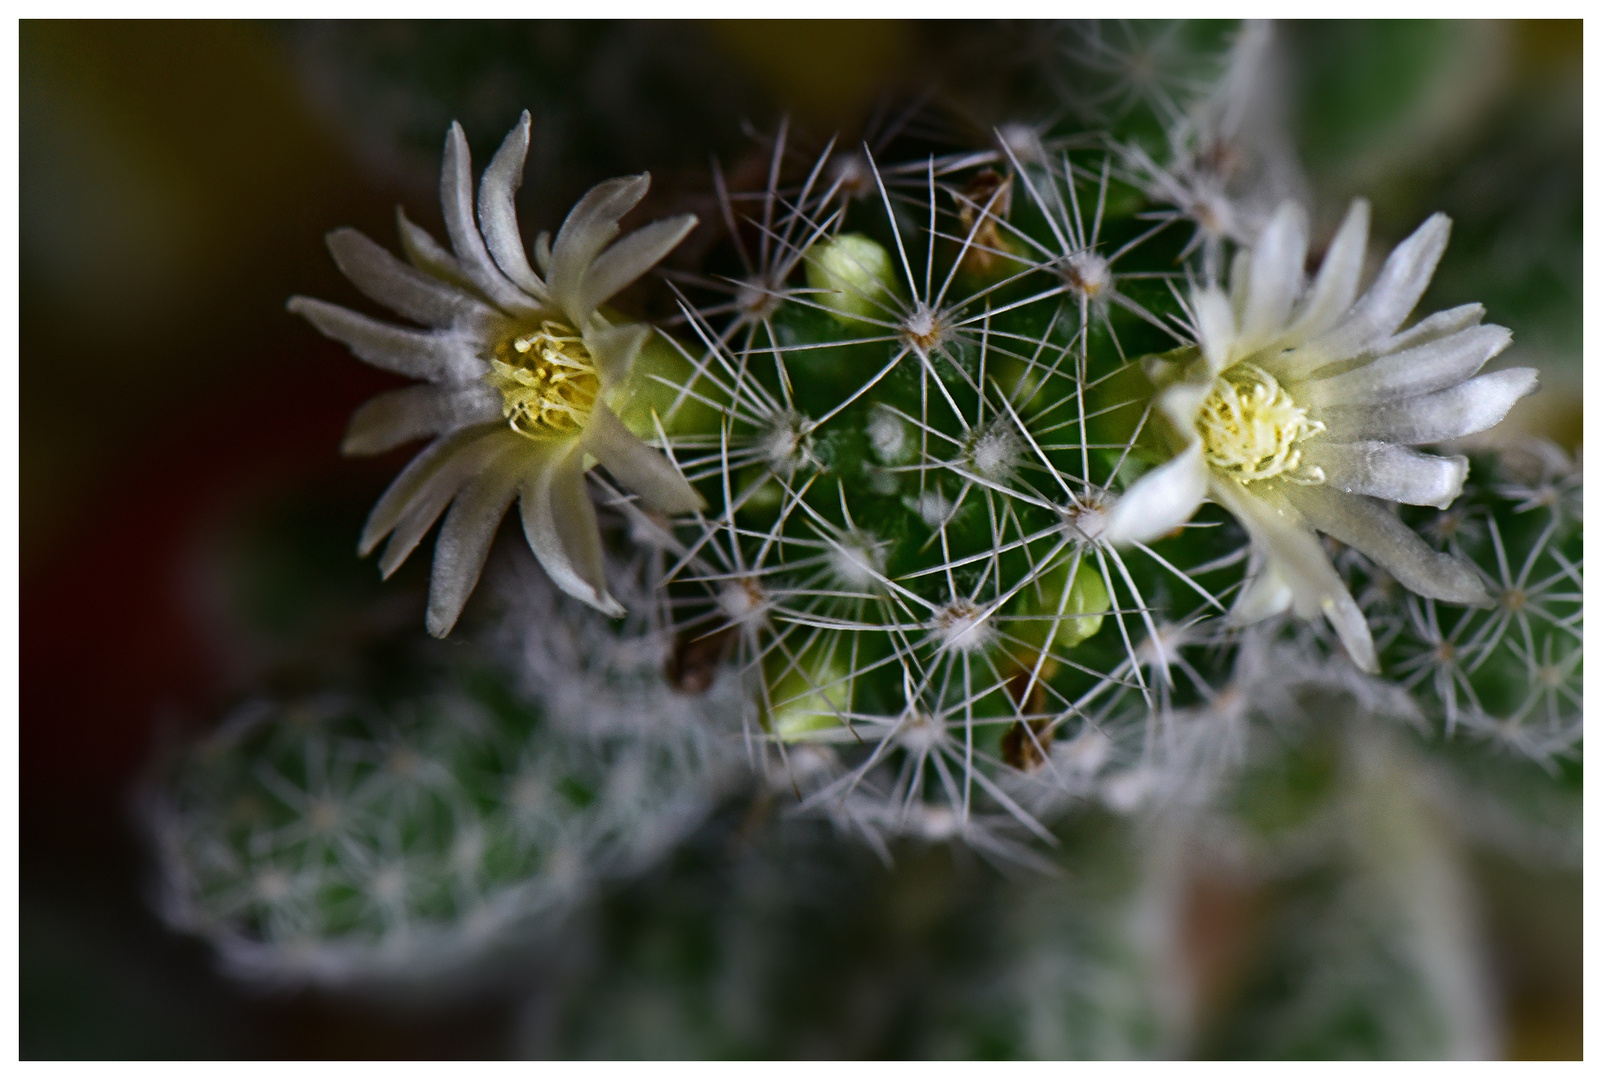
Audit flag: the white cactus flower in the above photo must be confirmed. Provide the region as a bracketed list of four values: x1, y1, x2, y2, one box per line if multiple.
[1111, 199, 1537, 671]
[290, 112, 704, 635]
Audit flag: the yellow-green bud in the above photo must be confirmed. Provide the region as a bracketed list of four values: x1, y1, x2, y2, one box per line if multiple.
[806, 233, 899, 326]
[1008, 556, 1111, 653]
[614, 330, 724, 438]
[765, 645, 851, 742]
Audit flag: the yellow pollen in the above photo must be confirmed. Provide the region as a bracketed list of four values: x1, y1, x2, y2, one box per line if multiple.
[485, 320, 600, 438]
[1196, 364, 1325, 485]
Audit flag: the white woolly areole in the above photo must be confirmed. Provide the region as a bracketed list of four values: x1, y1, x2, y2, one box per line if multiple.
[965, 423, 1021, 481]
[718, 577, 769, 630]
[933, 598, 995, 654]
[1059, 498, 1110, 543]
[1060, 250, 1112, 300]
[896, 711, 943, 755]
[908, 490, 955, 528]
[757, 411, 813, 475]
[868, 409, 908, 463]
[828, 534, 886, 590]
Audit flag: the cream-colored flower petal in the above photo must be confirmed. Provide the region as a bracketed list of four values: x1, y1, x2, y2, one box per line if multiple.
[1318, 367, 1539, 444]
[1300, 440, 1468, 509]
[1238, 201, 1307, 350]
[1191, 285, 1236, 375]
[377, 433, 515, 578]
[440, 122, 540, 317]
[1377, 301, 1484, 354]
[425, 446, 526, 637]
[1303, 212, 1451, 363]
[395, 207, 479, 295]
[358, 425, 505, 558]
[1281, 198, 1369, 347]
[1299, 324, 1512, 408]
[342, 384, 503, 456]
[476, 110, 551, 302]
[1210, 479, 1376, 671]
[1154, 363, 1216, 432]
[533, 230, 552, 276]
[1317, 588, 1377, 674]
[1226, 247, 1251, 324]
[576, 213, 698, 318]
[287, 297, 483, 384]
[1232, 554, 1294, 623]
[1104, 441, 1209, 545]
[581, 400, 705, 515]
[518, 443, 626, 617]
[584, 321, 650, 392]
[548, 173, 651, 316]
[325, 228, 496, 331]
[1287, 485, 1490, 606]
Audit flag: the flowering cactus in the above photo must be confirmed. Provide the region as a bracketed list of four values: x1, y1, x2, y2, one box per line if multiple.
[149, 20, 1578, 1059]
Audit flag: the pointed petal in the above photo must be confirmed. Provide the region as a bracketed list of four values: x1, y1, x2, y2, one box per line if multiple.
[326, 227, 495, 329]
[1300, 324, 1512, 408]
[584, 320, 649, 391]
[1288, 484, 1490, 606]
[1304, 211, 1452, 363]
[382, 434, 517, 582]
[1377, 302, 1484, 354]
[425, 446, 525, 636]
[476, 110, 551, 301]
[287, 296, 482, 383]
[1191, 285, 1236, 374]
[1300, 441, 1468, 509]
[518, 444, 625, 616]
[1210, 478, 1376, 671]
[440, 122, 539, 316]
[1318, 367, 1538, 444]
[359, 426, 505, 558]
[343, 384, 503, 455]
[1226, 247, 1251, 321]
[1103, 441, 1209, 545]
[1283, 198, 1369, 346]
[576, 213, 697, 316]
[396, 206, 480, 295]
[1233, 555, 1294, 623]
[548, 173, 651, 316]
[377, 437, 513, 580]
[1321, 587, 1377, 673]
[580, 400, 704, 514]
[1238, 201, 1307, 350]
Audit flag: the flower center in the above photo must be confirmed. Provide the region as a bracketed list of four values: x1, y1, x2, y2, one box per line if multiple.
[1196, 364, 1325, 484]
[486, 320, 600, 437]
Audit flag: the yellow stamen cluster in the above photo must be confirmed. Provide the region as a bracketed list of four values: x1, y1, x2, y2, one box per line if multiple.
[486, 320, 600, 437]
[1197, 363, 1325, 484]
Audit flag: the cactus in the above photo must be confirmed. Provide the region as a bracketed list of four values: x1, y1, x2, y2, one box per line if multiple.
[146, 550, 744, 990]
[145, 20, 1578, 1058]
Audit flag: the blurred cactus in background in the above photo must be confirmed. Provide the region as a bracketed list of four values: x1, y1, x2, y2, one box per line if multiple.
[136, 20, 1580, 1059]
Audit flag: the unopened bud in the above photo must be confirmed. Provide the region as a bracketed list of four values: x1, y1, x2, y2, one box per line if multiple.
[1009, 555, 1111, 652]
[806, 233, 899, 326]
[766, 646, 851, 742]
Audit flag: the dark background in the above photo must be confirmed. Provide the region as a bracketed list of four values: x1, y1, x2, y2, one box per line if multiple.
[19, 20, 1581, 1058]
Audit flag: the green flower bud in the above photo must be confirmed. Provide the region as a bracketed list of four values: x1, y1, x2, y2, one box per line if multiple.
[1008, 556, 1111, 653]
[805, 233, 899, 326]
[614, 330, 725, 438]
[765, 644, 852, 741]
